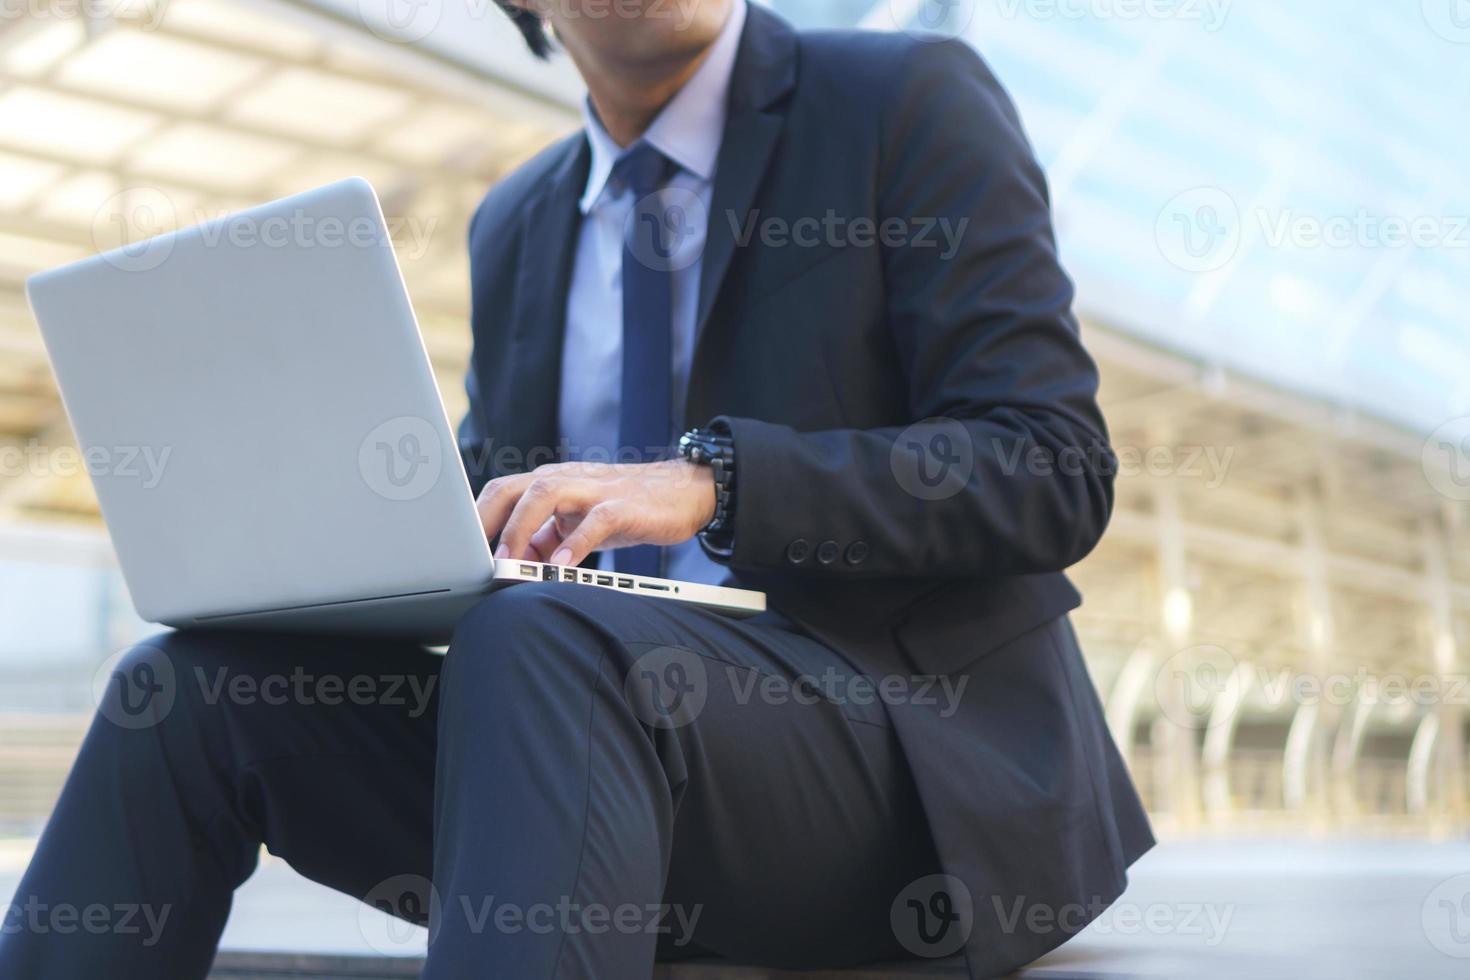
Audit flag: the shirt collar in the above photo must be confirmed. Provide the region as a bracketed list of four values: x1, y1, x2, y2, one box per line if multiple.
[578, 0, 747, 214]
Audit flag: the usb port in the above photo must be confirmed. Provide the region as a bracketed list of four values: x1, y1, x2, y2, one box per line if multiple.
[637, 582, 670, 592]
[562, 568, 576, 582]
[596, 575, 613, 586]
[542, 566, 558, 582]
[520, 564, 537, 577]
[617, 577, 633, 589]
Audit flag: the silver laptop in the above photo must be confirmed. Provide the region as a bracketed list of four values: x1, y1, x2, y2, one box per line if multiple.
[26, 178, 765, 641]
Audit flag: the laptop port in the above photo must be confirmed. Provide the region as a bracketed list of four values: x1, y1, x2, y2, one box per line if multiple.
[617, 577, 633, 589]
[520, 564, 537, 577]
[581, 572, 592, 583]
[596, 575, 613, 586]
[542, 566, 558, 582]
[637, 582, 670, 592]
[562, 567, 576, 582]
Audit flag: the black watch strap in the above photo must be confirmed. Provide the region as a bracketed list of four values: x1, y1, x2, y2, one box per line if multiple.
[678, 425, 736, 547]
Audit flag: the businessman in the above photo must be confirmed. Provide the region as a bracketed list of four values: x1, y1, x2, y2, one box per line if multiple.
[0, 0, 1152, 977]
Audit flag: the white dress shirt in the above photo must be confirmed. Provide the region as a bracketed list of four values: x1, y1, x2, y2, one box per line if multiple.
[558, 0, 747, 586]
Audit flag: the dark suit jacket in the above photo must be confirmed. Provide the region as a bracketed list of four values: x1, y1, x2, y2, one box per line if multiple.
[459, 7, 1154, 975]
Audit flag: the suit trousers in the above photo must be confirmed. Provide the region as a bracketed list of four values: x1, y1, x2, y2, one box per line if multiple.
[0, 581, 943, 978]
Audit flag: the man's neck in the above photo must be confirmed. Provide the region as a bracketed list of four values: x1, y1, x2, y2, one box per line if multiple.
[579, 47, 717, 148]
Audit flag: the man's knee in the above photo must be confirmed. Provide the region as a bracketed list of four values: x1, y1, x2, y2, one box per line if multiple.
[94, 630, 285, 742]
[75, 634, 242, 804]
[443, 583, 640, 709]
[451, 583, 592, 666]
[450, 582, 628, 650]
[94, 632, 205, 735]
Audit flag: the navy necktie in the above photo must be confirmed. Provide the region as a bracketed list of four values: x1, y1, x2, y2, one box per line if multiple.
[615, 143, 676, 577]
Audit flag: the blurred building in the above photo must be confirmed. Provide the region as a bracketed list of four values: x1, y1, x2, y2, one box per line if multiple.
[1, 0, 1468, 842]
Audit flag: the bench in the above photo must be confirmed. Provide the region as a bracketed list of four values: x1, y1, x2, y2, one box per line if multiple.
[208, 952, 971, 979]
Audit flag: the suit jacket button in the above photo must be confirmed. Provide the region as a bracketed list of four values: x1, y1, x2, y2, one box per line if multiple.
[817, 540, 840, 564]
[844, 541, 870, 565]
[786, 538, 812, 564]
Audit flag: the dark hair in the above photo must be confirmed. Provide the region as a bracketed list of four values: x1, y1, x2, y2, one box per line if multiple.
[500, 3, 552, 59]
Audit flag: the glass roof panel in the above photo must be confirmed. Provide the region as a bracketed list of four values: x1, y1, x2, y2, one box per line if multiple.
[56, 29, 267, 113]
[0, 87, 161, 163]
[226, 66, 417, 144]
[0, 19, 86, 78]
[0, 152, 66, 211]
[162, 0, 323, 58]
[371, 104, 494, 165]
[124, 121, 302, 191]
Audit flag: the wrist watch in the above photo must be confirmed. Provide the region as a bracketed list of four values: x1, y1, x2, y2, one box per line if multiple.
[678, 425, 736, 548]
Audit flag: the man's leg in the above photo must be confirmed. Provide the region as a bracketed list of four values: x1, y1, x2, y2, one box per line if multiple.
[0, 629, 440, 979]
[430, 582, 940, 977]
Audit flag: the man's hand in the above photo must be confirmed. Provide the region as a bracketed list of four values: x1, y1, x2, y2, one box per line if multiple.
[478, 459, 716, 567]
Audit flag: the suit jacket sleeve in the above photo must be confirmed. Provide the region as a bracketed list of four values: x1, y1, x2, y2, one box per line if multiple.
[708, 39, 1116, 579]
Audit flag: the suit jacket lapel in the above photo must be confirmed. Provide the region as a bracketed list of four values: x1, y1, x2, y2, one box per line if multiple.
[506, 139, 590, 467]
[693, 4, 799, 342]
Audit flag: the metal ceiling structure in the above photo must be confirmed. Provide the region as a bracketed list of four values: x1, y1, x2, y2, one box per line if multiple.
[1072, 320, 1469, 835]
[0, 0, 578, 519]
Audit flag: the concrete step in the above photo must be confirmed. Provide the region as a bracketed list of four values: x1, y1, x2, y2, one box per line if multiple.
[207, 952, 969, 979]
[651, 961, 968, 979]
[0, 715, 88, 835]
[209, 952, 420, 978]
